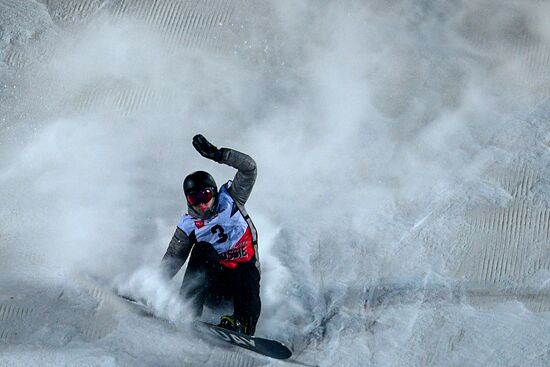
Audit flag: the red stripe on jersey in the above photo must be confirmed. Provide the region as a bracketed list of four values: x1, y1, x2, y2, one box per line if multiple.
[220, 227, 254, 269]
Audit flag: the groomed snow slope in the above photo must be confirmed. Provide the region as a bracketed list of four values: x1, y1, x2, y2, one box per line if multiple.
[2, 1, 550, 366]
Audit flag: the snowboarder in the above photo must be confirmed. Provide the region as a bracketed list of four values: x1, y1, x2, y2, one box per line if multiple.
[160, 134, 261, 335]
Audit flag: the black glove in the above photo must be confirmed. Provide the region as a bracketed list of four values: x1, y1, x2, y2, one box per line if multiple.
[192, 134, 223, 162]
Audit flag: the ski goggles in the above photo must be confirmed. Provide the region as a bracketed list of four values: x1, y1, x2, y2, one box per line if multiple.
[186, 187, 215, 206]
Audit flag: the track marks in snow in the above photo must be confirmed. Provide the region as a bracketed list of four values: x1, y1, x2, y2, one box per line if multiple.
[0, 329, 17, 343]
[0, 302, 26, 344]
[204, 346, 267, 367]
[457, 2, 550, 103]
[452, 158, 550, 311]
[4, 48, 28, 69]
[83, 283, 116, 308]
[76, 280, 123, 340]
[110, 0, 236, 52]
[0, 301, 34, 345]
[73, 85, 164, 117]
[464, 161, 550, 286]
[43, 0, 107, 25]
[0, 303, 34, 321]
[54, 1, 238, 116]
[78, 313, 117, 340]
[472, 201, 549, 284]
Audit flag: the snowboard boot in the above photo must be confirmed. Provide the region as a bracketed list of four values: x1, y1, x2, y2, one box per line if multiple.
[218, 315, 250, 335]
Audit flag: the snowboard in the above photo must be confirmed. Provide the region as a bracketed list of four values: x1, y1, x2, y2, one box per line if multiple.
[195, 320, 292, 360]
[116, 293, 292, 359]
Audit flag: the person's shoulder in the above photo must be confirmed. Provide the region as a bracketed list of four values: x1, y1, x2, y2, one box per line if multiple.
[218, 180, 233, 194]
[177, 213, 195, 233]
[218, 181, 236, 206]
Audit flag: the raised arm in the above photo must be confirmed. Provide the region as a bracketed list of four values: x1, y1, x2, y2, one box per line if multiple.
[192, 134, 257, 205]
[160, 227, 193, 279]
[219, 148, 257, 205]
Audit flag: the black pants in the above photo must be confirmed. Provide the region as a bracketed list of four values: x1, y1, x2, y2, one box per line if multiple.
[181, 242, 261, 335]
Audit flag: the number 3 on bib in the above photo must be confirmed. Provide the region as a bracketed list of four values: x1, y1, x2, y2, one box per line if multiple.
[211, 224, 228, 243]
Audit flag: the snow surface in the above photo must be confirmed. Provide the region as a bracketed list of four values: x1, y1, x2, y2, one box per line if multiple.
[2, 0, 550, 366]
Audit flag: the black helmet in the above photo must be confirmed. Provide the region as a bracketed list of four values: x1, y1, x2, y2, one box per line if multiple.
[183, 171, 217, 195]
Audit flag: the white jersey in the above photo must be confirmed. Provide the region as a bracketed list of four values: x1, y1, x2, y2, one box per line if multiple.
[178, 181, 255, 269]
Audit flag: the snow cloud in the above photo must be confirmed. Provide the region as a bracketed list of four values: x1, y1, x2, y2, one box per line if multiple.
[1, 0, 549, 358]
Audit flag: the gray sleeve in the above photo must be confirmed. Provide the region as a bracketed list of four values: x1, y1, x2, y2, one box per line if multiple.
[219, 147, 257, 206]
[160, 227, 193, 279]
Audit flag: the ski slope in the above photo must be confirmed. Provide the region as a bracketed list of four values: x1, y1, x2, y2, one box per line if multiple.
[2, 0, 550, 366]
